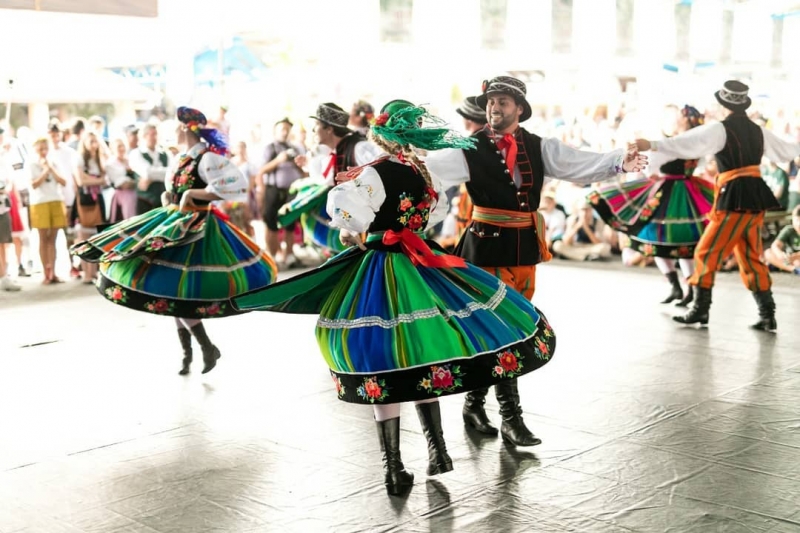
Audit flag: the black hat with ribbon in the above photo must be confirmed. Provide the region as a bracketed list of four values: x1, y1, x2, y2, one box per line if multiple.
[476, 76, 532, 122]
[456, 96, 487, 125]
[715, 80, 751, 112]
[310, 103, 350, 129]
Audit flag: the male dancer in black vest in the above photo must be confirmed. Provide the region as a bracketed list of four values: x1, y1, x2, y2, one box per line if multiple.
[428, 76, 646, 446]
[301, 103, 383, 181]
[130, 124, 172, 215]
[635, 80, 800, 331]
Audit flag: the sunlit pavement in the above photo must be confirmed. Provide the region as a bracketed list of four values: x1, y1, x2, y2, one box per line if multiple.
[2, 259, 800, 532]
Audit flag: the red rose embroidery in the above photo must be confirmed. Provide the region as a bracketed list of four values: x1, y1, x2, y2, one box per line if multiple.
[399, 198, 413, 212]
[150, 239, 165, 250]
[207, 303, 221, 315]
[499, 351, 519, 372]
[431, 366, 454, 389]
[537, 340, 549, 355]
[364, 379, 382, 399]
[154, 300, 169, 313]
[407, 213, 423, 230]
[111, 288, 123, 301]
[494, 365, 505, 375]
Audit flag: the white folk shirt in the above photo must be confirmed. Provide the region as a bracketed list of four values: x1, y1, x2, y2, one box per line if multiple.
[165, 143, 248, 202]
[650, 121, 800, 164]
[425, 135, 626, 190]
[49, 142, 79, 206]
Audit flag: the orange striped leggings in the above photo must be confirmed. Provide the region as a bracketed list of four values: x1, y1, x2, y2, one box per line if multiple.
[483, 265, 537, 300]
[689, 210, 771, 291]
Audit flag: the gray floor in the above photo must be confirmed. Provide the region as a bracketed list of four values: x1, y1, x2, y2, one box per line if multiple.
[1, 261, 799, 533]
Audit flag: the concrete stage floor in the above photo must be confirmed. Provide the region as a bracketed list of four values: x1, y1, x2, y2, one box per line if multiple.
[1, 260, 799, 533]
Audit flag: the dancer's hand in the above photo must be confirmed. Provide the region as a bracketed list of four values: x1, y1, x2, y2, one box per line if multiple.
[622, 147, 647, 173]
[340, 229, 367, 250]
[179, 191, 196, 212]
[160, 191, 171, 207]
[634, 139, 652, 152]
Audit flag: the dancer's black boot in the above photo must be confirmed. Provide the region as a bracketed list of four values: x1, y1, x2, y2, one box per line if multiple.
[676, 284, 694, 307]
[750, 290, 777, 331]
[496, 379, 541, 447]
[673, 286, 711, 326]
[661, 271, 683, 304]
[177, 328, 192, 375]
[462, 387, 498, 435]
[189, 322, 221, 374]
[416, 402, 453, 475]
[375, 417, 414, 496]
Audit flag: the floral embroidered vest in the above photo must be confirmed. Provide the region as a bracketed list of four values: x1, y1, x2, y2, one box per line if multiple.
[366, 160, 434, 233]
[167, 149, 210, 206]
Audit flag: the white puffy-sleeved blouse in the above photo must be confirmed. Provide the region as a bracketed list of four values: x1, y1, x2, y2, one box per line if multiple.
[168, 143, 248, 202]
[326, 161, 448, 235]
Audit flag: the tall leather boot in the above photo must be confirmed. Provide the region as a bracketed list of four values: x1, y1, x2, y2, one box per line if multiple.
[675, 284, 694, 308]
[661, 271, 684, 304]
[375, 417, 414, 496]
[495, 379, 541, 447]
[415, 402, 453, 476]
[177, 328, 193, 375]
[750, 289, 777, 331]
[189, 322, 221, 374]
[462, 387, 498, 435]
[673, 286, 711, 326]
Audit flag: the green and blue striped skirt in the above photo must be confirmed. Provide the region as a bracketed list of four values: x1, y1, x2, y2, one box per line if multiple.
[234, 235, 555, 404]
[278, 183, 345, 253]
[72, 205, 277, 318]
[588, 175, 714, 258]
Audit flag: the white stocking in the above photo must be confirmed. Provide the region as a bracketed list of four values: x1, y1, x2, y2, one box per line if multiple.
[373, 404, 401, 421]
[654, 257, 675, 275]
[678, 259, 695, 280]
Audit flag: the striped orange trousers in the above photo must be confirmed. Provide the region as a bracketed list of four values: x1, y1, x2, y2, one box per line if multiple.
[483, 265, 537, 300]
[689, 210, 771, 291]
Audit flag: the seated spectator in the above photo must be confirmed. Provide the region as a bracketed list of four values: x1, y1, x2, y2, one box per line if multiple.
[539, 190, 565, 251]
[619, 233, 654, 267]
[764, 205, 800, 275]
[553, 202, 612, 261]
[763, 158, 790, 211]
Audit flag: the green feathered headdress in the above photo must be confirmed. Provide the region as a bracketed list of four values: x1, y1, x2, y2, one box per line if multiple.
[370, 100, 476, 151]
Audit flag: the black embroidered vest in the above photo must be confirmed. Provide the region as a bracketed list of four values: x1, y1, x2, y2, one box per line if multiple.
[455, 127, 546, 267]
[168, 150, 210, 207]
[368, 160, 433, 234]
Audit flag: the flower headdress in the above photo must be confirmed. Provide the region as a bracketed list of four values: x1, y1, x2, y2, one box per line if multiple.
[681, 105, 705, 129]
[177, 106, 229, 156]
[369, 100, 476, 152]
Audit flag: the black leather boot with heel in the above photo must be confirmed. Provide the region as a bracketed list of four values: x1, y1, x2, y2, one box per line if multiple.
[189, 322, 221, 374]
[673, 286, 712, 326]
[676, 284, 694, 307]
[416, 402, 453, 475]
[375, 417, 414, 496]
[462, 387, 498, 435]
[661, 271, 684, 304]
[750, 290, 777, 331]
[177, 328, 193, 375]
[495, 379, 541, 447]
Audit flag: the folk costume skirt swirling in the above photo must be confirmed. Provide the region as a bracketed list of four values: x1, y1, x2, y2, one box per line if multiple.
[588, 175, 714, 258]
[233, 233, 555, 404]
[278, 183, 346, 253]
[71, 205, 277, 318]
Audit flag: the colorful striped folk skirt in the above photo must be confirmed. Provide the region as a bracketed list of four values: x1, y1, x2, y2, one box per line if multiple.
[71, 205, 277, 319]
[233, 236, 555, 404]
[278, 182, 345, 253]
[588, 175, 714, 258]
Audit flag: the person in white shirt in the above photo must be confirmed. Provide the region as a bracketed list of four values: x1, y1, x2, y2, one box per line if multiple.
[47, 121, 80, 277]
[129, 124, 172, 215]
[106, 139, 139, 222]
[539, 190, 566, 250]
[29, 138, 67, 284]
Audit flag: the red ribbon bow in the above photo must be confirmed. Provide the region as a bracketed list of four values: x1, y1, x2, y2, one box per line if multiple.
[495, 133, 518, 176]
[382, 228, 466, 269]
